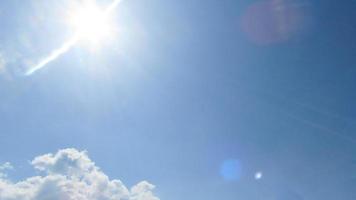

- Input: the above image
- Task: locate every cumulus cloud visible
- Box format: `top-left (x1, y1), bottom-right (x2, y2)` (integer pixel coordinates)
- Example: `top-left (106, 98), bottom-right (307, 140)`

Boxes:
top-left (0, 148), bottom-right (160, 200)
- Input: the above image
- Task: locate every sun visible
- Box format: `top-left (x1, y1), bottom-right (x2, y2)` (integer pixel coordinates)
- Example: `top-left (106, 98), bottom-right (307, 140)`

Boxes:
top-left (68, 2), bottom-right (115, 47)
top-left (26, 0), bottom-right (122, 75)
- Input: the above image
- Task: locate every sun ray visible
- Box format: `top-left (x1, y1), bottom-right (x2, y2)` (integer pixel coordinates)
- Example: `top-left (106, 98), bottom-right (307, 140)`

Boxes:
top-left (26, 36), bottom-right (78, 75)
top-left (26, 0), bottom-right (123, 76)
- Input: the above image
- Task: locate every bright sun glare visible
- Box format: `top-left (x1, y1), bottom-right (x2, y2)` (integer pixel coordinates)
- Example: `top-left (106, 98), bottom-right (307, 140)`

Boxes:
top-left (26, 0), bottom-right (122, 75)
top-left (69, 3), bottom-right (114, 46)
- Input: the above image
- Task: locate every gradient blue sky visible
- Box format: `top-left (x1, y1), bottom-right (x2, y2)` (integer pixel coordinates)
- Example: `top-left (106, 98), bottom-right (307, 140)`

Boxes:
top-left (0, 0), bottom-right (356, 199)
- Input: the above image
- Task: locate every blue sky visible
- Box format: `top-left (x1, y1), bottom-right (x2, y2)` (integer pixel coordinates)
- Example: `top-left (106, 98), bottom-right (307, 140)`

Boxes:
top-left (0, 0), bottom-right (356, 199)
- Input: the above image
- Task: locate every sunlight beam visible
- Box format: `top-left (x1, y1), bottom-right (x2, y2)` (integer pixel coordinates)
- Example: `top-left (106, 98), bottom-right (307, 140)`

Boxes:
top-left (25, 0), bottom-right (123, 76)
top-left (107, 0), bottom-right (123, 13)
top-left (26, 36), bottom-right (78, 76)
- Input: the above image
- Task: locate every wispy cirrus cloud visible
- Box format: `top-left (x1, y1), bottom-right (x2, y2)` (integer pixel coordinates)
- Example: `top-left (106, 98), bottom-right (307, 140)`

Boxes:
top-left (0, 148), bottom-right (160, 200)
top-left (0, 162), bottom-right (13, 178)
top-left (0, 53), bottom-right (7, 75)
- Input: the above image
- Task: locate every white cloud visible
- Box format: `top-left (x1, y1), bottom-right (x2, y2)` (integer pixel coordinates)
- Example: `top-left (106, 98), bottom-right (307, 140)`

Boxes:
top-left (0, 148), bottom-right (160, 200)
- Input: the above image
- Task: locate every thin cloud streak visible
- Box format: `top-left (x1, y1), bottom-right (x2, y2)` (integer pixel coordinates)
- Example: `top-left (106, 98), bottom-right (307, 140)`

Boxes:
top-left (25, 0), bottom-right (123, 76)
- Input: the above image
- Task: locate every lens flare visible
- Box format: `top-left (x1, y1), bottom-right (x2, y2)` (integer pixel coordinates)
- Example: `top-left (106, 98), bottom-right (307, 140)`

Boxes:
top-left (255, 171), bottom-right (263, 180)
top-left (220, 159), bottom-right (242, 181)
